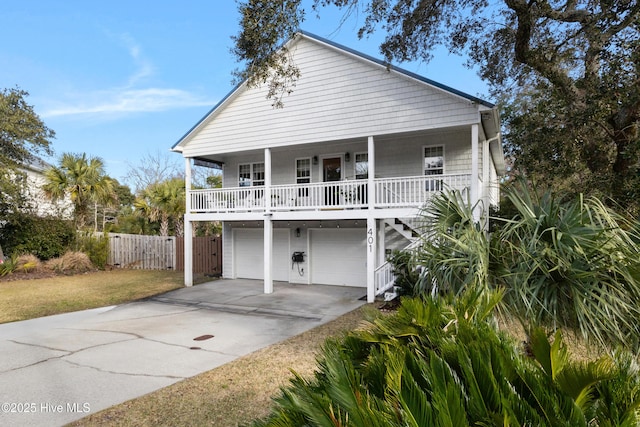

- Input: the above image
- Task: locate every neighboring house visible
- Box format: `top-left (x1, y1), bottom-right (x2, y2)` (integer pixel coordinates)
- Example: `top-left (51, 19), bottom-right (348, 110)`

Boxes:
top-left (21, 157), bottom-right (72, 219)
top-left (172, 31), bottom-right (506, 303)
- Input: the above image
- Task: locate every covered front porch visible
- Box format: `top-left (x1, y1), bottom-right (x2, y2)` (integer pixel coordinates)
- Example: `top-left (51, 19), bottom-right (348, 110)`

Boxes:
top-left (182, 128), bottom-right (493, 303)
top-left (190, 173), bottom-right (472, 213)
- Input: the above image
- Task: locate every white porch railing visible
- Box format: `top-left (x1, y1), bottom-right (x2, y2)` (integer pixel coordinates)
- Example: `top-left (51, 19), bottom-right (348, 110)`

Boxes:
top-left (270, 180), bottom-right (368, 210)
top-left (189, 174), bottom-right (471, 213)
top-left (374, 174), bottom-right (471, 208)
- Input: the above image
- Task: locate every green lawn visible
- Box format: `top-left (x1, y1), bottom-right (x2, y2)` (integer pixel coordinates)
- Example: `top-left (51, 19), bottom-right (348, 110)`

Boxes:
top-left (0, 269), bottom-right (193, 323)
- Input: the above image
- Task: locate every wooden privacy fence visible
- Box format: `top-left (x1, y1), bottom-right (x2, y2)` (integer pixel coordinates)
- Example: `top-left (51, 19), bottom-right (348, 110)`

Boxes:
top-left (108, 233), bottom-right (176, 270)
top-left (107, 233), bottom-right (222, 275)
top-left (176, 236), bottom-right (222, 276)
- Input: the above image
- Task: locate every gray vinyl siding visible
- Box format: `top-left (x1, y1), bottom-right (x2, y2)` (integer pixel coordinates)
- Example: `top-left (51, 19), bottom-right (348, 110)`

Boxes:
top-left (181, 36), bottom-right (481, 158)
top-left (220, 128), bottom-right (474, 187)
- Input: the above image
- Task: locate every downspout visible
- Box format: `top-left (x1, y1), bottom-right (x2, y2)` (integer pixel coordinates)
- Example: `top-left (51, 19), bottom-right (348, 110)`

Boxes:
top-left (470, 124), bottom-right (480, 222)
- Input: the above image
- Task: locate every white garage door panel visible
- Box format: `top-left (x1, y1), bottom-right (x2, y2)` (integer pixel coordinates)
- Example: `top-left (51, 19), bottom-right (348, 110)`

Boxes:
top-left (310, 229), bottom-right (366, 287)
top-left (234, 229), bottom-right (289, 281)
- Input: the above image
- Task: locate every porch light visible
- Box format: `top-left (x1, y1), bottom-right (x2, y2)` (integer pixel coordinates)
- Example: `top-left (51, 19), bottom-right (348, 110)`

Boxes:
top-left (345, 152), bottom-right (350, 162)
top-left (313, 155), bottom-right (318, 165)
top-left (295, 228), bottom-right (301, 237)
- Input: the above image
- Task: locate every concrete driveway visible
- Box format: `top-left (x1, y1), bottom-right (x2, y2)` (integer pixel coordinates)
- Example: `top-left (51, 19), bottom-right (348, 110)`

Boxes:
top-left (0, 279), bottom-right (366, 427)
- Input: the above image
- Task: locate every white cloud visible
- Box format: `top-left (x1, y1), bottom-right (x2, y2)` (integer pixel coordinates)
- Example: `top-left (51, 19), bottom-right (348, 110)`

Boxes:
top-left (119, 32), bottom-right (154, 86)
top-left (43, 88), bottom-right (213, 118)
top-left (41, 34), bottom-right (214, 118)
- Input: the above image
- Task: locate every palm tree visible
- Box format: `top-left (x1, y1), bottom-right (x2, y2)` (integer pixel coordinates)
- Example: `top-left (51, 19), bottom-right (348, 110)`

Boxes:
top-left (134, 177), bottom-right (185, 236)
top-left (43, 153), bottom-right (115, 229)
top-left (410, 182), bottom-right (640, 350)
top-left (494, 183), bottom-right (640, 350)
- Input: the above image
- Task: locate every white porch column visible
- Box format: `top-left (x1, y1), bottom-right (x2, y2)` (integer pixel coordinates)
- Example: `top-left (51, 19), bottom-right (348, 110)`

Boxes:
top-left (470, 124), bottom-right (480, 221)
top-left (263, 148), bottom-right (273, 294)
top-left (366, 136), bottom-right (376, 303)
top-left (184, 157), bottom-right (193, 287)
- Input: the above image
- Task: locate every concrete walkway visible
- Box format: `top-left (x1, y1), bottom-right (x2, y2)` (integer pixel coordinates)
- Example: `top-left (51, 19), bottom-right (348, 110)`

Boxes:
top-left (0, 280), bottom-right (366, 427)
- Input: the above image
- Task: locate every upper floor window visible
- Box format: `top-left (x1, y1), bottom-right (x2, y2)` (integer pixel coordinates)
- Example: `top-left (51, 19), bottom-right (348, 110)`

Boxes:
top-left (423, 146), bottom-right (444, 176)
top-left (239, 164), bottom-right (251, 187)
top-left (253, 162), bottom-right (265, 186)
top-left (424, 146), bottom-right (444, 191)
top-left (238, 162), bottom-right (265, 187)
top-left (296, 158), bottom-right (311, 184)
top-left (355, 153), bottom-right (368, 179)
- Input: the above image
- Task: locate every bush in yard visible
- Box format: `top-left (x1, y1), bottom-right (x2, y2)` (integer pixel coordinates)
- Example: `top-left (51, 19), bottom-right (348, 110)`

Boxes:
top-left (0, 254), bottom-right (19, 277)
top-left (45, 251), bottom-right (94, 273)
top-left (14, 254), bottom-right (41, 272)
top-left (73, 231), bottom-right (109, 269)
top-left (0, 254), bottom-right (41, 277)
top-left (387, 249), bottom-right (422, 296)
top-left (0, 213), bottom-right (75, 261)
top-left (253, 292), bottom-right (640, 427)
top-left (410, 182), bottom-right (640, 351)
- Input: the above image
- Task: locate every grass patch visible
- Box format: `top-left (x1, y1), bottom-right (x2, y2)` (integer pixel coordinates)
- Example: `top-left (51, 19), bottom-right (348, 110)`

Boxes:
top-left (0, 270), bottom-right (194, 324)
top-left (69, 306), bottom-right (369, 427)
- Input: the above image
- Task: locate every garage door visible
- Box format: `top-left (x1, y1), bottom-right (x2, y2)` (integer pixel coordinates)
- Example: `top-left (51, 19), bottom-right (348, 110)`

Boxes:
top-left (310, 229), bottom-right (366, 287)
top-left (234, 229), bottom-right (290, 281)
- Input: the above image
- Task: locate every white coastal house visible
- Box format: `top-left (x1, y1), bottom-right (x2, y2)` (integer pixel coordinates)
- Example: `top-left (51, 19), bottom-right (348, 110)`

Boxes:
top-left (172, 31), bottom-right (505, 303)
top-left (20, 157), bottom-right (72, 219)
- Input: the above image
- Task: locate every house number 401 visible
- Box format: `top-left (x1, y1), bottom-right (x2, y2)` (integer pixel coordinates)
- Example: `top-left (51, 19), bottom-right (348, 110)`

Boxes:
top-left (367, 228), bottom-right (374, 252)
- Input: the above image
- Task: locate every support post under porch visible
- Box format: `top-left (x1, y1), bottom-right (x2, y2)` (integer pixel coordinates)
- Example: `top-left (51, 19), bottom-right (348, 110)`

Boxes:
top-left (184, 218), bottom-right (193, 286)
top-left (184, 157), bottom-right (193, 287)
top-left (366, 135), bottom-right (376, 303)
top-left (263, 216), bottom-right (273, 293)
top-left (263, 147), bottom-right (273, 294)
top-left (366, 216), bottom-right (376, 303)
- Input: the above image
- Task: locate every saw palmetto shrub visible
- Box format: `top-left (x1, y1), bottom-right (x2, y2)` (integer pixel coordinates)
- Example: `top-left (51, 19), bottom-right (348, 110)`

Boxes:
top-left (411, 183), bottom-right (640, 351)
top-left (252, 292), bottom-right (640, 427)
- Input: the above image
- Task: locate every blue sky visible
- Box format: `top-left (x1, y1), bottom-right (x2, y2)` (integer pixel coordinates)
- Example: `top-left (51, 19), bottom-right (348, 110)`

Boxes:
top-left (1, 1), bottom-right (489, 187)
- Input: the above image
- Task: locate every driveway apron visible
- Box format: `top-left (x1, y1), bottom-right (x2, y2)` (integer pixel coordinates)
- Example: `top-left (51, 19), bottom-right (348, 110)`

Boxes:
top-left (0, 279), bottom-right (365, 427)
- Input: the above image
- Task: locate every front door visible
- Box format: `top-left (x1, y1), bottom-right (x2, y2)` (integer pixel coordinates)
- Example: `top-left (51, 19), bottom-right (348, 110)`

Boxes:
top-left (323, 157), bottom-right (341, 205)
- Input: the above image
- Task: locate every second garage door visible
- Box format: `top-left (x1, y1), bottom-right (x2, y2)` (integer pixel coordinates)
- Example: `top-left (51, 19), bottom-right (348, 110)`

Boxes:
top-left (234, 229), bottom-right (290, 281)
top-left (310, 228), bottom-right (366, 287)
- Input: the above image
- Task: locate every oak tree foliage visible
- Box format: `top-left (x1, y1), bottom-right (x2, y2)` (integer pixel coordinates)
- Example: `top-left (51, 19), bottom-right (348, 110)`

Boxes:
top-left (233, 0), bottom-right (640, 212)
top-left (0, 87), bottom-right (55, 216)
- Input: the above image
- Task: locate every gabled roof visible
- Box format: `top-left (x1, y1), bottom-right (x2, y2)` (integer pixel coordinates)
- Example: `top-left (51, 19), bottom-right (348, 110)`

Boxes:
top-left (172, 31), bottom-right (495, 151)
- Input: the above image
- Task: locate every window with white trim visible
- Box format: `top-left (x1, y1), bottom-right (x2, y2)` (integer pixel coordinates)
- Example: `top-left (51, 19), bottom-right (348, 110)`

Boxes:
top-left (296, 158), bottom-right (311, 184)
top-left (354, 153), bottom-right (368, 179)
top-left (238, 162), bottom-right (265, 187)
top-left (252, 163), bottom-right (265, 186)
top-left (423, 146), bottom-right (444, 191)
top-left (296, 158), bottom-right (310, 197)
top-left (239, 164), bottom-right (251, 187)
